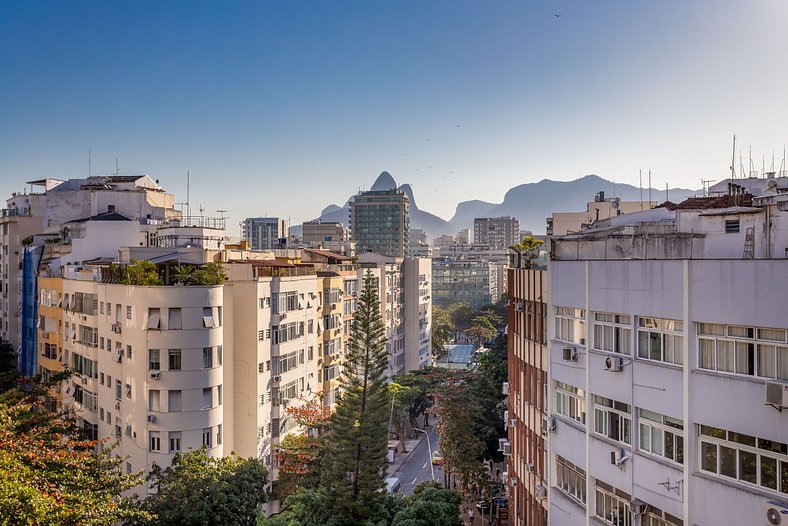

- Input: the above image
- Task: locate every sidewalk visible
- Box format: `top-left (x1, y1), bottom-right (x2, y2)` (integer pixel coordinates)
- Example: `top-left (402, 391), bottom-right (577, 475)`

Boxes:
top-left (385, 433), bottom-right (425, 477)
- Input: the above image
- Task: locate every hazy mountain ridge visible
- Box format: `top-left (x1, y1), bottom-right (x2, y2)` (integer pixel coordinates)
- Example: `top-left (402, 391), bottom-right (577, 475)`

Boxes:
top-left (307, 172), bottom-right (698, 240)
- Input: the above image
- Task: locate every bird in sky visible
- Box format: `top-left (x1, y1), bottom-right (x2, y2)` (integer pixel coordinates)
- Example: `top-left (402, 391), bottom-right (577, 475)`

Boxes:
top-left (425, 138), bottom-right (431, 141)
top-left (554, 14), bottom-right (561, 18)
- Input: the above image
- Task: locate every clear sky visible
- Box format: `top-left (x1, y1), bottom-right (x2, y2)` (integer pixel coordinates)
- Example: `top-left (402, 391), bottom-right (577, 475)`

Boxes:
top-left (2, 1), bottom-right (787, 232)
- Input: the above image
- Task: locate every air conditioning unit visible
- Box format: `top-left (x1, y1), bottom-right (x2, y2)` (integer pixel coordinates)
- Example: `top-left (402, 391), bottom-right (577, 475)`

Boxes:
top-left (765, 382), bottom-right (788, 410)
top-left (630, 499), bottom-right (647, 516)
top-left (503, 409), bottom-right (509, 422)
top-left (502, 382), bottom-right (510, 396)
top-left (541, 415), bottom-right (557, 435)
top-left (273, 375), bottom-right (282, 383)
top-left (147, 415), bottom-right (156, 424)
top-left (331, 303), bottom-right (337, 310)
top-left (534, 484), bottom-right (547, 501)
top-left (498, 437), bottom-right (508, 452)
top-left (502, 441), bottom-right (511, 456)
top-left (111, 323), bottom-right (122, 334)
top-left (510, 477), bottom-right (517, 487)
top-left (610, 448), bottom-right (629, 466)
top-left (514, 302), bottom-right (523, 312)
top-left (149, 372), bottom-right (161, 380)
top-left (605, 355), bottom-right (624, 372)
top-left (765, 500), bottom-right (788, 525)
top-left (526, 463), bottom-right (534, 473)
top-left (511, 418), bottom-right (517, 429)
top-left (562, 346), bottom-right (578, 362)
top-left (115, 401), bottom-right (121, 410)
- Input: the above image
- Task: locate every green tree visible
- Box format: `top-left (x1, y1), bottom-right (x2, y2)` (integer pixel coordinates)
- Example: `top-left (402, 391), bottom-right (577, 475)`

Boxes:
top-left (0, 374), bottom-right (148, 526)
top-left (170, 264), bottom-right (194, 285)
top-left (118, 260), bottom-right (163, 286)
top-left (388, 382), bottom-right (418, 451)
top-left (466, 315), bottom-right (496, 347)
top-left (508, 235), bottom-right (545, 269)
top-left (431, 306), bottom-right (452, 361)
top-left (190, 262), bottom-right (228, 286)
top-left (139, 448), bottom-right (268, 526)
top-left (448, 303), bottom-right (474, 335)
top-left (321, 271), bottom-right (390, 524)
top-left (390, 482), bottom-right (462, 526)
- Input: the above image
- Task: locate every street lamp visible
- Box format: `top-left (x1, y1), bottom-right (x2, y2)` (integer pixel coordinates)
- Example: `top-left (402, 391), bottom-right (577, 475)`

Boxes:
top-left (414, 427), bottom-right (435, 482)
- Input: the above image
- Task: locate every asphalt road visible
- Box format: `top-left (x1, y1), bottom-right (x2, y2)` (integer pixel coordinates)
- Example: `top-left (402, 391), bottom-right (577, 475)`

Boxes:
top-left (392, 425), bottom-right (444, 496)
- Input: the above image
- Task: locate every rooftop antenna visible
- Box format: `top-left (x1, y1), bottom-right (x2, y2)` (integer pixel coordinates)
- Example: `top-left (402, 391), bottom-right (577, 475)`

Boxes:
top-left (648, 170), bottom-right (652, 204)
top-left (186, 171), bottom-right (191, 220)
top-left (740, 150), bottom-right (745, 181)
top-left (666, 182), bottom-right (669, 202)
top-left (639, 169), bottom-right (643, 209)
top-left (730, 133), bottom-right (736, 179)
top-left (701, 179), bottom-right (716, 197)
top-left (771, 149), bottom-right (775, 172)
top-left (749, 146), bottom-right (758, 178)
top-left (88, 149), bottom-right (92, 177)
top-left (217, 209), bottom-right (227, 220)
top-left (762, 155), bottom-right (766, 178)
top-left (780, 145), bottom-right (787, 177)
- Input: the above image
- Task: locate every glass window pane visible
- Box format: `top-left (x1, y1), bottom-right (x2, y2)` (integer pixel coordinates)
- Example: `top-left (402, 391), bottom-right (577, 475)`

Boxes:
top-left (739, 450), bottom-right (757, 484)
top-left (638, 331), bottom-right (650, 359)
top-left (717, 340), bottom-right (734, 372)
top-left (781, 461), bottom-right (788, 494)
top-left (675, 435), bottom-right (684, 464)
top-left (720, 446), bottom-right (737, 478)
top-left (674, 335), bottom-right (684, 365)
top-left (758, 345), bottom-right (777, 378)
top-left (701, 441), bottom-right (717, 473)
top-left (665, 432), bottom-right (675, 461)
top-left (640, 423), bottom-right (650, 451)
top-left (735, 342), bottom-right (754, 376)
top-left (760, 456), bottom-right (778, 490)
top-left (651, 427), bottom-right (663, 456)
top-left (699, 339), bottom-right (715, 369)
top-left (649, 332), bottom-right (662, 361)
top-left (778, 347), bottom-right (788, 381)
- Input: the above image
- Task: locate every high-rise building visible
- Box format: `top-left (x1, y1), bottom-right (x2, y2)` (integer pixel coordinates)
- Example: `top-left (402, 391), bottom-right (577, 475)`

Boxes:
top-left (507, 178), bottom-right (788, 526)
top-left (474, 216), bottom-right (520, 249)
top-left (243, 217), bottom-right (289, 250)
top-left (350, 189), bottom-right (409, 257)
top-left (431, 258), bottom-right (499, 311)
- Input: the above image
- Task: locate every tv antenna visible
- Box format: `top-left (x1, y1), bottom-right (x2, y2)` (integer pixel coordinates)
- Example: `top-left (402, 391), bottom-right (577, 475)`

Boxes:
top-left (701, 179), bottom-right (716, 197)
top-left (217, 210), bottom-right (228, 220)
top-left (730, 134), bottom-right (736, 179)
top-left (780, 145), bottom-right (787, 177)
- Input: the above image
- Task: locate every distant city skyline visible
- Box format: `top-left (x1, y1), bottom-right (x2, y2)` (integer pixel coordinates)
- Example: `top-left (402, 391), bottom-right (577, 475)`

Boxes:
top-left (2, 1), bottom-right (788, 231)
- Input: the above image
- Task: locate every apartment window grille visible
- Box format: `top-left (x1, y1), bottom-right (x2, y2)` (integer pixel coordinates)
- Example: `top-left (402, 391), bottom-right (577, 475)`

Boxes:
top-left (169, 431), bottom-right (181, 453)
top-left (637, 317), bottom-right (684, 365)
top-left (593, 313), bottom-right (631, 354)
top-left (554, 306), bottom-right (586, 345)
top-left (149, 349), bottom-right (160, 370)
top-left (324, 288), bottom-right (342, 304)
top-left (593, 480), bottom-right (631, 526)
top-left (698, 424), bottom-right (788, 495)
top-left (168, 349), bottom-right (182, 371)
top-left (99, 337), bottom-right (104, 350)
top-left (593, 395), bottom-right (631, 445)
top-left (203, 347), bottom-right (213, 368)
top-left (149, 432), bottom-right (161, 452)
top-left (168, 308), bottom-right (182, 330)
top-left (271, 418), bottom-right (280, 438)
top-left (555, 455), bottom-right (586, 505)
top-left (308, 319), bottom-right (314, 334)
top-left (698, 322), bottom-right (788, 381)
top-left (70, 351), bottom-right (96, 378)
top-left (100, 407), bottom-right (105, 421)
top-left (78, 325), bottom-right (98, 347)
top-left (106, 303), bottom-right (111, 317)
top-left (638, 409), bottom-right (684, 464)
top-left (555, 381), bottom-right (586, 426)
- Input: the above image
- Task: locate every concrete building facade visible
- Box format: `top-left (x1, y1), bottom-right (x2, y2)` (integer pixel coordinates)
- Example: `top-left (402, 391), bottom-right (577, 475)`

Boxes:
top-left (474, 216), bottom-right (520, 249)
top-left (431, 258), bottom-right (499, 311)
top-left (350, 189), bottom-right (409, 257)
top-left (243, 217), bottom-right (289, 251)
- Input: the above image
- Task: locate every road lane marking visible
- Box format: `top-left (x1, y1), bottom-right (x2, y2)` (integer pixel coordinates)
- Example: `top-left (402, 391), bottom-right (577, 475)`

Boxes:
top-left (422, 461), bottom-right (428, 469)
top-left (411, 476), bottom-right (418, 484)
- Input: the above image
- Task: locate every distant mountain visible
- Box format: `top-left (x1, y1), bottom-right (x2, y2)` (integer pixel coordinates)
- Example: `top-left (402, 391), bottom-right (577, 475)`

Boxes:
top-left (449, 174), bottom-right (698, 234)
top-left (301, 172), bottom-right (698, 241)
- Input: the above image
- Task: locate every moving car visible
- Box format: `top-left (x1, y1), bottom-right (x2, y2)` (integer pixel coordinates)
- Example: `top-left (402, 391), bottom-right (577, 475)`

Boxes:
top-left (431, 450), bottom-right (443, 465)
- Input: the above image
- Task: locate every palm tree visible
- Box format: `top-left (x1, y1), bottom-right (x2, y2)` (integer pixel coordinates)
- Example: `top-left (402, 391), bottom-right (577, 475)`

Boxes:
top-left (508, 235), bottom-right (545, 269)
top-left (171, 264), bottom-right (194, 285)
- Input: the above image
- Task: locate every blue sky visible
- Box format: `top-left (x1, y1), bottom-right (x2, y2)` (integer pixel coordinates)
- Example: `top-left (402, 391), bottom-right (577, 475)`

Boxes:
top-left (2, 1), bottom-right (787, 232)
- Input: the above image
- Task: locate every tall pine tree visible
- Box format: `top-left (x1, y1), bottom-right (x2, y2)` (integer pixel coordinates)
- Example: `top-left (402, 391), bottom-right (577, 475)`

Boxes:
top-left (322, 271), bottom-right (390, 524)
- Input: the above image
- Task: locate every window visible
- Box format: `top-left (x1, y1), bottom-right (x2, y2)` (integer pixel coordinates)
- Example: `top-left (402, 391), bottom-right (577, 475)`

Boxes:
top-left (203, 307), bottom-right (215, 328)
top-left (324, 338), bottom-right (341, 356)
top-left (115, 379), bottom-right (122, 401)
top-left (217, 345), bottom-right (222, 365)
top-left (593, 313), bottom-right (631, 354)
top-left (555, 381), bottom-right (586, 426)
top-left (149, 432), bottom-right (161, 452)
top-left (272, 322), bottom-right (304, 344)
top-left (169, 431), bottom-right (181, 453)
top-left (217, 424), bottom-right (222, 445)
top-left (725, 219), bottom-right (740, 233)
top-left (594, 481), bottom-right (631, 526)
top-left (126, 306), bottom-right (133, 320)
top-left (168, 349), bottom-right (182, 371)
top-left (278, 350), bottom-right (303, 374)
top-left (149, 390), bottom-right (160, 411)
top-left (280, 379), bottom-right (298, 402)
top-left (697, 322), bottom-right (788, 381)
top-left (638, 409), bottom-right (684, 464)
top-left (698, 424), bottom-right (788, 495)
top-left (555, 455), bottom-right (586, 505)
top-left (555, 306), bottom-right (586, 345)
top-left (271, 292), bottom-right (299, 314)
top-left (168, 308), bottom-right (182, 330)
top-left (149, 349), bottom-right (160, 370)
top-left (202, 428), bottom-right (213, 448)
top-left (147, 308), bottom-right (161, 329)
top-left (168, 390), bottom-right (182, 412)
top-left (203, 347), bottom-right (213, 368)
top-left (642, 507), bottom-right (682, 526)
top-left (126, 345), bottom-right (132, 359)
top-left (217, 384), bottom-right (222, 405)
top-left (593, 395), bottom-right (631, 445)
top-left (125, 383), bottom-right (132, 399)
top-left (637, 317), bottom-right (683, 365)
top-left (203, 388), bottom-right (212, 408)
top-left (324, 365), bottom-right (338, 382)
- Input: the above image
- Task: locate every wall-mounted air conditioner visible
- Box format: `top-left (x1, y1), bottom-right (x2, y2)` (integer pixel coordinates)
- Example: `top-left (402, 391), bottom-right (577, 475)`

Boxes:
top-left (765, 500), bottom-right (788, 525)
top-left (534, 484), bottom-right (546, 501)
top-left (526, 463), bottom-right (534, 473)
top-left (562, 347), bottom-right (578, 362)
top-left (498, 437), bottom-right (507, 452)
top-left (150, 372), bottom-right (161, 380)
top-left (502, 441), bottom-right (511, 456)
top-left (502, 382), bottom-right (510, 396)
top-left (605, 356), bottom-right (624, 372)
top-left (610, 447), bottom-right (629, 466)
top-left (147, 415), bottom-right (156, 424)
top-left (273, 375), bottom-right (282, 383)
top-left (541, 415), bottom-right (556, 435)
top-left (765, 382), bottom-right (788, 410)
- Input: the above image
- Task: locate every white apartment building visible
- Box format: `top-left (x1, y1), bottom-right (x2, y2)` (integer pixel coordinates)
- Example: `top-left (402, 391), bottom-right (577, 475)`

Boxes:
top-left (541, 182), bottom-right (788, 526)
top-left (546, 191), bottom-right (657, 236)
